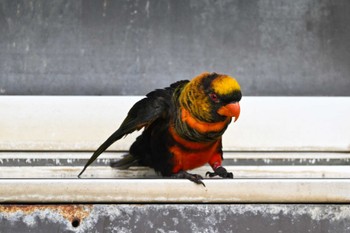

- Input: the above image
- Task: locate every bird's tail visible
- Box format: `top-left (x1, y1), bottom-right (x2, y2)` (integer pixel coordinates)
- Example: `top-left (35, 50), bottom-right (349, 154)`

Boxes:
top-left (110, 153), bottom-right (139, 170)
top-left (78, 130), bottom-right (123, 178)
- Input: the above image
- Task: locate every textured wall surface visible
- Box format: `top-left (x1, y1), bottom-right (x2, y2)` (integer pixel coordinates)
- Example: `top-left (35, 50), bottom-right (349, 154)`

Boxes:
top-left (1, 204), bottom-right (350, 233)
top-left (0, 0), bottom-right (349, 95)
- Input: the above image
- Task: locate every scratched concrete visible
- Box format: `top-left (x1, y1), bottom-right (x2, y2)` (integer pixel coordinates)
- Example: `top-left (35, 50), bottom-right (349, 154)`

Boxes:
top-left (1, 205), bottom-right (350, 233)
top-left (0, 0), bottom-right (349, 96)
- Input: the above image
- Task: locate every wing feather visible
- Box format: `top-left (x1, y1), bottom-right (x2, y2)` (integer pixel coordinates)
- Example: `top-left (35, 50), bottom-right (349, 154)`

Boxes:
top-left (78, 94), bottom-right (169, 177)
top-left (78, 80), bottom-right (189, 177)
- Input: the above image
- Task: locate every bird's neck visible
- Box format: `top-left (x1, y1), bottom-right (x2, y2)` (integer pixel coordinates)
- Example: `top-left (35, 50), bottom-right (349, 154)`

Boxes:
top-left (172, 107), bottom-right (231, 142)
top-left (180, 108), bottom-right (231, 134)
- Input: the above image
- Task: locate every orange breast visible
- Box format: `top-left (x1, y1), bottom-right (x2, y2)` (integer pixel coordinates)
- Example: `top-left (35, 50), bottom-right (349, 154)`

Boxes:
top-left (169, 126), bottom-right (221, 173)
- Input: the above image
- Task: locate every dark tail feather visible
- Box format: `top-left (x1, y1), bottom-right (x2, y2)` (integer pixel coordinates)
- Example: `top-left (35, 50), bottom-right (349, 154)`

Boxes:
top-left (78, 130), bottom-right (123, 178)
top-left (110, 154), bottom-right (138, 170)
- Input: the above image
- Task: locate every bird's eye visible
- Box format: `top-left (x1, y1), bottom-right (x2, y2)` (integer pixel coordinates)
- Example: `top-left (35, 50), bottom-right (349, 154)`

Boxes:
top-left (209, 93), bottom-right (219, 103)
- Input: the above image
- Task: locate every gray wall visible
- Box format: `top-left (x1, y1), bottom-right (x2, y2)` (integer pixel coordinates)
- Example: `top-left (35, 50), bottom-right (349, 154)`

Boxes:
top-left (0, 0), bottom-right (349, 96)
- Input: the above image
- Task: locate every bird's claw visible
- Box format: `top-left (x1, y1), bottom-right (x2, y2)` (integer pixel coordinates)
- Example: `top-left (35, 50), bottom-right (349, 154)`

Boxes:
top-left (172, 170), bottom-right (206, 187)
top-left (206, 166), bottom-right (233, 179)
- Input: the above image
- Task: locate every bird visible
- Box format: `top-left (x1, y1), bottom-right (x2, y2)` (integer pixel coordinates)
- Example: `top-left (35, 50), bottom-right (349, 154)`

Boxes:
top-left (78, 72), bottom-right (242, 186)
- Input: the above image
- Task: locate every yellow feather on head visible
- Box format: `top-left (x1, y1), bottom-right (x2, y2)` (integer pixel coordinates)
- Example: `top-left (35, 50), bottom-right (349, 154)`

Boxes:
top-left (211, 74), bottom-right (241, 95)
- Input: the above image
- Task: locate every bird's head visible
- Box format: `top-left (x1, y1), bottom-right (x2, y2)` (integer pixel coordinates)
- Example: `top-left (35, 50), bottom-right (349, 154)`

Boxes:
top-left (179, 72), bottom-right (242, 123)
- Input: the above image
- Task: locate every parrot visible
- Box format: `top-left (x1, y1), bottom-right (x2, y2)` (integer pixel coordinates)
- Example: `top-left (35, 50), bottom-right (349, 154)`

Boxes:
top-left (78, 72), bottom-right (242, 186)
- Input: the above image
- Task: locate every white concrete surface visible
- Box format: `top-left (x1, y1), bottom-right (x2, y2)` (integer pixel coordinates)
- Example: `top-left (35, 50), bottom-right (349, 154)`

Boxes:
top-left (0, 96), bottom-right (350, 203)
top-left (0, 96), bottom-right (349, 151)
top-left (0, 179), bottom-right (349, 203)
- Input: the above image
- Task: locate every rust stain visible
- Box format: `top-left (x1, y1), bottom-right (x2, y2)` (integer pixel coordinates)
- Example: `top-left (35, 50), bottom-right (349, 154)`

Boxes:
top-left (0, 204), bottom-right (93, 223)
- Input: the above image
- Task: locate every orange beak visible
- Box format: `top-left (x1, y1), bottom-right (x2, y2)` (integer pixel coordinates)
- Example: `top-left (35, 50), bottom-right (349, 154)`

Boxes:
top-left (217, 102), bottom-right (240, 122)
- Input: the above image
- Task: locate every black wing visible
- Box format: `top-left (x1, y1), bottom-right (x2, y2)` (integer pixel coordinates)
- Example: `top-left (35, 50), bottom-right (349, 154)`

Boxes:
top-left (78, 80), bottom-right (189, 177)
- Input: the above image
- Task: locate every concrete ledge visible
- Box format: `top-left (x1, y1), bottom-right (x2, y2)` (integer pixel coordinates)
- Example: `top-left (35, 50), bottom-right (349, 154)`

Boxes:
top-left (1, 179), bottom-right (350, 203)
top-left (1, 96), bottom-right (349, 205)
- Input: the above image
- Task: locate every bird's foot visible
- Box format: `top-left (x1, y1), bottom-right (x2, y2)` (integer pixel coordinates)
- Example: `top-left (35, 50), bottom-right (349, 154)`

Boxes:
top-left (172, 170), bottom-right (205, 187)
top-left (206, 166), bottom-right (233, 179)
